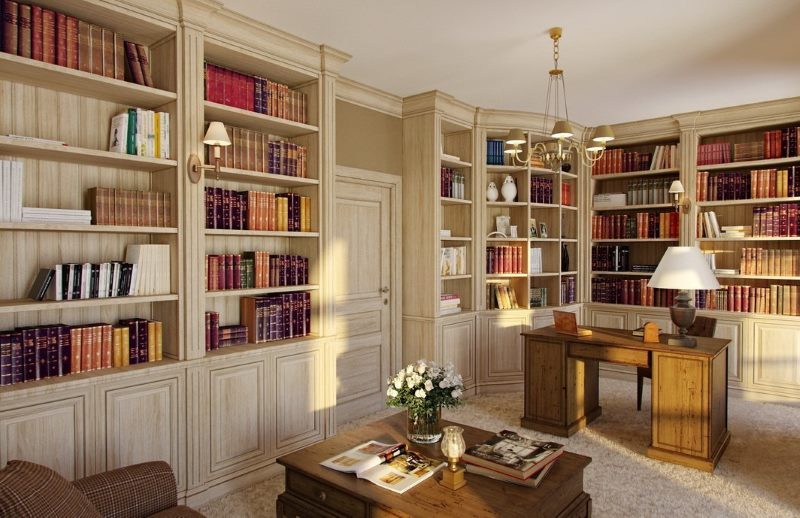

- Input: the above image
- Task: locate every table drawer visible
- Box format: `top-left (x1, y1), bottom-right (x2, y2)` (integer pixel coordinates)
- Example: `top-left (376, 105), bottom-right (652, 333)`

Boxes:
top-left (277, 492), bottom-right (340, 518)
top-left (286, 470), bottom-right (367, 517)
top-left (568, 343), bottom-right (648, 368)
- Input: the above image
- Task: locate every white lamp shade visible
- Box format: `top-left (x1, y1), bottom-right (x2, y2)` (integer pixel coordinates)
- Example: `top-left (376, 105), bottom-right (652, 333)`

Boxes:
top-left (551, 120), bottom-right (574, 139)
top-left (586, 140), bottom-right (605, 153)
top-left (648, 247), bottom-right (720, 290)
top-left (669, 180), bottom-right (685, 194)
top-left (506, 128), bottom-right (526, 146)
top-left (591, 125), bottom-right (615, 143)
top-left (504, 142), bottom-right (518, 155)
top-left (203, 122), bottom-right (231, 146)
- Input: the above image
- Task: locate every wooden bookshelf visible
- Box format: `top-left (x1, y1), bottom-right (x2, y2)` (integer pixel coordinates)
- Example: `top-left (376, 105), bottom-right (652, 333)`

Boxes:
top-left (0, 222), bottom-right (178, 234)
top-left (205, 284), bottom-right (320, 298)
top-left (204, 101), bottom-right (319, 137)
top-left (699, 155), bottom-right (800, 171)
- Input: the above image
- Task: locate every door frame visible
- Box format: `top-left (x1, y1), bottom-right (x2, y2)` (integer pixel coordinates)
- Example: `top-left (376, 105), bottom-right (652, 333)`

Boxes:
top-left (334, 165), bottom-right (403, 383)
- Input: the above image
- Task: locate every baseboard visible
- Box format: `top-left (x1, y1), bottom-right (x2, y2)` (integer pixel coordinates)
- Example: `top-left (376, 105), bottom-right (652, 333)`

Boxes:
top-left (475, 382), bottom-right (523, 394)
top-left (184, 462), bottom-right (284, 508)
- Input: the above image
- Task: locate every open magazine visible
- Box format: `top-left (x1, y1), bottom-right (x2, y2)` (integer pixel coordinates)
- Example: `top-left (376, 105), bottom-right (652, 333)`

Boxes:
top-left (321, 440), bottom-right (444, 494)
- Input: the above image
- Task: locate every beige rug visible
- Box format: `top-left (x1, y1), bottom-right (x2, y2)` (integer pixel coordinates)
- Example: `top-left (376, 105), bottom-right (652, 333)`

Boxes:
top-left (199, 378), bottom-right (800, 517)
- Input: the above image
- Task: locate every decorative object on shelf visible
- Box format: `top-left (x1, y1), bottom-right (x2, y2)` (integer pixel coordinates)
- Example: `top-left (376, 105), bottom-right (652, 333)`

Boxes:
top-left (386, 360), bottom-right (464, 444)
top-left (539, 222), bottom-right (549, 239)
top-left (648, 246), bottom-right (721, 347)
top-left (495, 215), bottom-right (511, 236)
top-left (529, 218), bottom-right (538, 238)
top-left (439, 425), bottom-right (466, 490)
top-left (503, 28), bottom-right (615, 171)
top-left (669, 180), bottom-right (691, 212)
top-left (561, 243), bottom-right (570, 271)
top-left (510, 225), bottom-right (518, 238)
top-left (486, 181), bottom-right (499, 201)
top-left (188, 122), bottom-right (231, 183)
top-left (501, 175), bottom-right (517, 202)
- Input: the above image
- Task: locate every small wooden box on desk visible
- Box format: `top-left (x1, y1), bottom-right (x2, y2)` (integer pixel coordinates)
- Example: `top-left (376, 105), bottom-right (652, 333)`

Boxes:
top-left (521, 326), bottom-right (731, 472)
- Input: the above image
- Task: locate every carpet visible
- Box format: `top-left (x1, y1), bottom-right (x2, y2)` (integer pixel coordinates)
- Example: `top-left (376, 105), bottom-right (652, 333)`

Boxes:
top-left (199, 377), bottom-right (800, 517)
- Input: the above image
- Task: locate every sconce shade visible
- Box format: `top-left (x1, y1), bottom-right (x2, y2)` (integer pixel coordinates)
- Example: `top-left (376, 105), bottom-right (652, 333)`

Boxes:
top-left (648, 247), bottom-right (720, 291)
top-left (669, 180), bottom-right (685, 194)
top-left (505, 128), bottom-right (526, 146)
top-left (551, 120), bottom-right (574, 139)
top-left (504, 142), bottom-right (518, 155)
top-left (591, 125), bottom-right (615, 143)
top-left (586, 140), bottom-right (605, 153)
top-left (203, 122), bottom-right (231, 146)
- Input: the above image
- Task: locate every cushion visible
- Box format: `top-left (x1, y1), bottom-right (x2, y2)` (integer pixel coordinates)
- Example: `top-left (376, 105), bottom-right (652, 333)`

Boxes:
top-left (0, 460), bottom-right (101, 518)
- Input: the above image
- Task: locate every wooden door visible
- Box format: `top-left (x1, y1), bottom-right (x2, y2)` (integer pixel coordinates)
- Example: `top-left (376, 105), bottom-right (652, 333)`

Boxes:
top-left (333, 177), bottom-right (393, 424)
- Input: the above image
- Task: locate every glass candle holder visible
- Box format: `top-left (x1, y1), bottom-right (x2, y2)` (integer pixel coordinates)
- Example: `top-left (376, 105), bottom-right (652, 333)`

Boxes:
top-left (439, 425), bottom-right (467, 490)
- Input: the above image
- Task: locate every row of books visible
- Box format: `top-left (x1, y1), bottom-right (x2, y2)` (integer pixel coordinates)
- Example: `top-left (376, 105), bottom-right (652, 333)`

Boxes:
top-left (487, 282), bottom-right (519, 310)
top-left (87, 187), bottom-right (172, 227)
top-left (204, 62), bottom-right (308, 124)
top-left (561, 276), bottom-right (576, 304)
top-left (212, 125), bottom-right (309, 178)
top-left (0, 1), bottom-right (153, 86)
top-left (239, 292), bottom-right (312, 343)
top-left (763, 128), bottom-right (799, 159)
top-left (109, 108), bottom-right (170, 159)
top-left (486, 246), bottom-right (524, 274)
top-left (28, 244), bottom-right (171, 301)
top-left (529, 287), bottom-right (548, 307)
top-left (591, 212), bottom-right (679, 240)
top-left (440, 167), bottom-right (465, 199)
top-left (204, 188), bottom-right (312, 232)
top-left (591, 144), bottom-right (678, 175)
top-left (21, 207), bottom-right (91, 225)
top-left (486, 140), bottom-right (506, 166)
top-left (0, 319), bottom-right (162, 386)
top-left (752, 204), bottom-right (800, 237)
top-left (0, 160), bottom-right (23, 222)
top-left (696, 285), bottom-right (800, 315)
top-left (696, 167), bottom-right (799, 202)
top-left (591, 278), bottom-right (675, 307)
top-left (205, 253), bottom-right (309, 291)
top-left (440, 293), bottom-right (461, 315)
top-left (623, 177), bottom-right (674, 206)
top-left (440, 246), bottom-right (467, 277)
top-left (530, 177), bottom-right (553, 204)
top-left (699, 129), bottom-right (800, 165)
top-left (204, 312), bottom-right (247, 351)
top-left (739, 248), bottom-right (800, 276)
top-left (591, 245), bottom-right (630, 272)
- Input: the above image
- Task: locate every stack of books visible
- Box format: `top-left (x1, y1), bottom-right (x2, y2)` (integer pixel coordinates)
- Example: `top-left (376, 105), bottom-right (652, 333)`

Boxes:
top-left (22, 207), bottom-right (92, 225)
top-left (462, 430), bottom-right (564, 487)
top-left (440, 294), bottom-right (461, 315)
top-left (0, 160), bottom-right (23, 222)
top-left (720, 225), bottom-right (750, 239)
top-left (529, 248), bottom-right (543, 274)
top-left (530, 287), bottom-right (548, 307)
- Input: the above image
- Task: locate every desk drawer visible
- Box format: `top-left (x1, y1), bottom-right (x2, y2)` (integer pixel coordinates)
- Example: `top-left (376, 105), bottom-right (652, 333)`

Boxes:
top-left (568, 343), bottom-right (648, 368)
top-left (286, 470), bottom-right (367, 517)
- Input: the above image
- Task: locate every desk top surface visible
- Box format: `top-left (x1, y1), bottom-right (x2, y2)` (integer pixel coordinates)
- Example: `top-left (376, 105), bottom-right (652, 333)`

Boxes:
top-left (278, 412), bottom-right (591, 517)
top-left (522, 326), bottom-right (730, 358)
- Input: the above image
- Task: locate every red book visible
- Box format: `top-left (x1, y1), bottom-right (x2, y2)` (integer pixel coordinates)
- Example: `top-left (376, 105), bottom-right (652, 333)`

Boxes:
top-left (30, 5), bottom-right (42, 61)
top-left (90, 24), bottom-right (102, 75)
top-left (65, 15), bottom-right (78, 69)
top-left (41, 8), bottom-right (55, 64)
top-left (205, 63), bottom-right (213, 101)
top-left (224, 67), bottom-right (233, 106)
top-left (17, 3), bottom-right (31, 58)
top-left (124, 40), bottom-right (144, 85)
top-left (77, 19), bottom-right (91, 72)
top-left (2, 1), bottom-right (19, 55)
top-left (247, 75), bottom-right (255, 111)
top-left (135, 43), bottom-right (154, 87)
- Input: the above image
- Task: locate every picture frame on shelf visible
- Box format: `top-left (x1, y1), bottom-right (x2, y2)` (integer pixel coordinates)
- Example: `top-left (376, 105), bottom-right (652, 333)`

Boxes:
top-left (510, 225), bottom-right (518, 238)
top-left (496, 215), bottom-right (511, 237)
top-left (529, 218), bottom-right (538, 238)
top-left (539, 222), bottom-right (548, 239)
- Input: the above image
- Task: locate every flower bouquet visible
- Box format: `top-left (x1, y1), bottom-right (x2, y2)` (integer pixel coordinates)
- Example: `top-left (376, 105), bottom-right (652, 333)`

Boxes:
top-left (386, 360), bottom-right (464, 443)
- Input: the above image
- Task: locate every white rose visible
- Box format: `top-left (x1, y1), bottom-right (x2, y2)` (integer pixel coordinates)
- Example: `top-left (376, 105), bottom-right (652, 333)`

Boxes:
top-left (416, 362), bottom-right (426, 375)
top-left (407, 377), bottom-right (417, 388)
top-left (406, 365), bottom-right (414, 375)
top-left (387, 387), bottom-right (398, 397)
top-left (451, 388), bottom-right (462, 399)
top-left (424, 379), bottom-right (434, 391)
top-left (393, 378), bottom-right (403, 389)
top-left (414, 388), bottom-right (427, 398)
top-left (439, 379), bottom-right (451, 389)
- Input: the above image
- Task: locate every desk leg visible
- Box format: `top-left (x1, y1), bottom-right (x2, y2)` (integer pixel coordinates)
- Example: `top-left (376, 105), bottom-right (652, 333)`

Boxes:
top-left (648, 350), bottom-right (730, 472)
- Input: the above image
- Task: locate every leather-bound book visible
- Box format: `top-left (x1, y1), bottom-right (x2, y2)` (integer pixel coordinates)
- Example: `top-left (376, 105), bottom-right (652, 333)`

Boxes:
top-left (101, 27), bottom-right (113, 77)
top-left (54, 11), bottom-right (66, 65)
top-left (2, 1), bottom-right (19, 55)
top-left (30, 4), bottom-right (42, 60)
top-left (41, 8), bottom-right (54, 63)
top-left (135, 43), bottom-right (154, 87)
top-left (17, 2), bottom-right (31, 58)
top-left (65, 15), bottom-right (78, 68)
top-left (124, 40), bottom-right (144, 85)
top-left (77, 19), bottom-right (91, 72)
top-left (90, 24), bottom-right (102, 75)
top-left (113, 32), bottom-right (124, 79)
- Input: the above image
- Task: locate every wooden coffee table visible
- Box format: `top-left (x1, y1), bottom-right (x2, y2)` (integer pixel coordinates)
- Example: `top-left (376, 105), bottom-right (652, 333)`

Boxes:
top-left (276, 413), bottom-right (592, 517)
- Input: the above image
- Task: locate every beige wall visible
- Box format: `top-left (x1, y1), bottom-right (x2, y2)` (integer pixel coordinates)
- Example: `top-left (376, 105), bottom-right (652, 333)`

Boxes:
top-left (336, 100), bottom-right (402, 175)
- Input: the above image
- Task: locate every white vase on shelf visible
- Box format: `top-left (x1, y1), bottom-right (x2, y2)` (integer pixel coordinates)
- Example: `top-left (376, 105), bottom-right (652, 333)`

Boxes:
top-left (501, 175), bottom-right (517, 202)
top-left (486, 182), bottom-right (499, 202)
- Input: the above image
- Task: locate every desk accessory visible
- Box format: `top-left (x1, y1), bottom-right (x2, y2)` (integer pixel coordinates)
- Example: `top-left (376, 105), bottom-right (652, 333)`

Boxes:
top-left (439, 426), bottom-right (466, 490)
top-left (553, 310), bottom-right (592, 336)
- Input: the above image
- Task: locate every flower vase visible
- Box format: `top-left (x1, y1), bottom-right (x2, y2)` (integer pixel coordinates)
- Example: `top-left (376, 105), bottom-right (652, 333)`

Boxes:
top-left (406, 407), bottom-right (442, 444)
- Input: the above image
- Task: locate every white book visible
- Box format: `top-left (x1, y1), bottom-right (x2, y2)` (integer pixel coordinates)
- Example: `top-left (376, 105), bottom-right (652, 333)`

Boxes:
top-left (708, 211), bottom-right (721, 238)
top-left (109, 112), bottom-right (129, 154)
top-left (80, 263), bottom-right (91, 299)
top-left (0, 160), bottom-right (8, 221)
top-left (11, 161), bottom-right (22, 222)
top-left (147, 110), bottom-right (155, 158)
top-left (65, 264), bottom-right (76, 300)
top-left (4, 134), bottom-right (65, 145)
top-left (136, 108), bottom-right (144, 157)
top-left (161, 112), bottom-right (170, 159)
top-left (47, 265), bottom-right (62, 301)
top-left (111, 262), bottom-right (120, 298)
top-left (98, 263), bottom-right (107, 298)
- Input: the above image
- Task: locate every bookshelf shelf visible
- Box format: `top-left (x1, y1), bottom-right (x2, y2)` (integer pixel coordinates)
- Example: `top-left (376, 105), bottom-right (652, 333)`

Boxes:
top-left (215, 167), bottom-right (319, 187)
top-left (530, 238), bottom-right (560, 242)
top-left (205, 284), bottom-right (320, 298)
top-left (561, 271), bottom-right (578, 275)
top-left (591, 271), bottom-right (654, 277)
top-left (696, 197), bottom-right (800, 207)
top-left (486, 273), bottom-right (527, 279)
top-left (590, 167), bottom-right (680, 181)
top-left (699, 156), bottom-right (800, 171)
top-left (560, 205), bottom-right (579, 211)
top-left (441, 156), bottom-right (472, 168)
top-left (529, 272), bottom-right (559, 277)
top-left (204, 334), bottom-right (322, 358)
top-left (0, 52), bottom-right (178, 108)
top-left (487, 201), bottom-right (527, 208)
top-left (560, 171), bottom-right (579, 180)
top-left (0, 293), bottom-right (178, 314)
top-left (205, 229), bottom-right (320, 238)
top-left (486, 165), bottom-right (527, 173)
top-left (592, 238), bottom-right (678, 243)
top-left (561, 238), bottom-right (579, 243)
top-left (204, 101), bottom-right (319, 137)
top-left (486, 237), bottom-right (528, 242)
top-left (441, 197), bottom-right (472, 206)
top-left (442, 274), bottom-right (472, 281)
top-left (592, 203), bottom-right (674, 211)
top-left (530, 167), bottom-right (557, 175)
top-left (441, 236), bottom-right (472, 242)
top-left (528, 202), bottom-right (559, 209)
top-left (0, 223), bottom-right (178, 234)
top-left (696, 237), bottom-right (800, 242)
top-left (0, 137), bottom-right (178, 171)
top-left (714, 274), bottom-right (800, 281)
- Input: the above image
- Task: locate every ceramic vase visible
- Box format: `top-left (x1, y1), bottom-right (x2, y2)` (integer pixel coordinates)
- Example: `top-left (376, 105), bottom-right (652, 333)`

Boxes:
top-left (486, 182), bottom-right (499, 202)
top-left (501, 175), bottom-right (517, 202)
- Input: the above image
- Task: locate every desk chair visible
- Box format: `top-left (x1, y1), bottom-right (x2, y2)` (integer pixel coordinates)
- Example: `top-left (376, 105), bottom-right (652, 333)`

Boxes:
top-left (636, 316), bottom-right (717, 410)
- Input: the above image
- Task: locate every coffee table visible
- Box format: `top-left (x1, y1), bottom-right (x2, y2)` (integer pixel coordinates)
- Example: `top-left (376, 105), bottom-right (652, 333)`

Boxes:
top-left (276, 413), bottom-right (592, 517)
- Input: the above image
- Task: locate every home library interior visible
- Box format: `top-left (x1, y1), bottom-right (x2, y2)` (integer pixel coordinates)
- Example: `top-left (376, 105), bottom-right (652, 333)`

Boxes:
top-left (0, 0), bottom-right (799, 509)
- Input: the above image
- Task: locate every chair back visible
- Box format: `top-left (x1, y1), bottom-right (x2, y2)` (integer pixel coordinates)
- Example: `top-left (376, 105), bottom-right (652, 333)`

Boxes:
top-left (687, 316), bottom-right (717, 338)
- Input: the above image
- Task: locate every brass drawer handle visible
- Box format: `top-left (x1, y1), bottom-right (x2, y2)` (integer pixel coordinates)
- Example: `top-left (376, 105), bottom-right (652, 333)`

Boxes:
top-left (317, 490), bottom-right (327, 502)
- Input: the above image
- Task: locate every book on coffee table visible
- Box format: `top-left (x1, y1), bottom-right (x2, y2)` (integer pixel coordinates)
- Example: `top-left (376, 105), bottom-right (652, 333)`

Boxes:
top-left (465, 460), bottom-right (555, 487)
top-left (462, 430), bottom-right (564, 479)
top-left (321, 440), bottom-right (444, 494)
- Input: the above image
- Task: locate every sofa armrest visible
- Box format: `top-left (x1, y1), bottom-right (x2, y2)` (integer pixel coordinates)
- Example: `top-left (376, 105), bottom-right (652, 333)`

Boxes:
top-left (72, 461), bottom-right (178, 518)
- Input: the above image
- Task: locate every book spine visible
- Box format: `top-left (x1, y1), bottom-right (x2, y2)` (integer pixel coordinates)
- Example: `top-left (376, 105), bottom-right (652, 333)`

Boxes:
top-left (17, 3), bottom-right (31, 58)
top-left (30, 5), bottom-right (42, 61)
top-left (2, 1), bottom-right (19, 55)
top-left (77, 19), bottom-right (91, 72)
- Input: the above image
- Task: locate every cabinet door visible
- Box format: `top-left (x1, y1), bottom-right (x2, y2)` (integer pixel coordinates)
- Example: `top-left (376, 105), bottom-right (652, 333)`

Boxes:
top-left (440, 316), bottom-right (476, 389)
top-left (633, 311), bottom-right (672, 333)
top-left (273, 345), bottom-right (325, 454)
top-left (98, 372), bottom-right (184, 488)
top-left (751, 320), bottom-right (800, 394)
top-left (0, 393), bottom-right (90, 481)
top-left (479, 314), bottom-right (530, 385)
top-left (589, 308), bottom-right (628, 330)
top-left (526, 338), bottom-right (565, 426)
top-left (713, 318), bottom-right (744, 384)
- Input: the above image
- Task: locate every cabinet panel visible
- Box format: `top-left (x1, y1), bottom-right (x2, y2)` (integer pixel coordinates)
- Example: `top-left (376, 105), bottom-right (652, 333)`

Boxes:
top-left (274, 347), bottom-right (324, 453)
top-left (751, 321), bottom-right (800, 393)
top-left (480, 314), bottom-right (530, 384)
top-left (633, 311), bottom-right (672, 333)
top-left (0, 395), bottom-right (89, 481)
top-left (440, 317), bottom-right (476, 389)
top-left (589, 308), bottom-right (628, 330)
top-left (713, 318), bottom-right (743, 384)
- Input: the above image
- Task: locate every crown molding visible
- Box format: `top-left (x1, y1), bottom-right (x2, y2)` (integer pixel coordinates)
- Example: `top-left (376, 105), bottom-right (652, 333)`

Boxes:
top-left (673, 97), bottom-right (800, 136)
top-left (336, 78), bottom-right (403, 118)
top-left (588, 116), bottom-right (680, 146)
top-left (320, 45), bottom-right (351, 76)
top-left (402, 91), bottom-right (475, 128)
top-left (177, 0), bottom-right (222, 30)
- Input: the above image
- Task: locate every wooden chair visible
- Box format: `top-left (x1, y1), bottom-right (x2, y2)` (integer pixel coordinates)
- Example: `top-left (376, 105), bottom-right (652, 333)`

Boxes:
top-left (636, 316), bottom-right (717, 410)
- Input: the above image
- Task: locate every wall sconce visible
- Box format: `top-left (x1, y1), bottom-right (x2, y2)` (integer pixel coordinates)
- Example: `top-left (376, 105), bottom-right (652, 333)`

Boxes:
top-left (669, 180), bottom-right (690, 212)
top-left (187, 122), bottom-right (231, 183)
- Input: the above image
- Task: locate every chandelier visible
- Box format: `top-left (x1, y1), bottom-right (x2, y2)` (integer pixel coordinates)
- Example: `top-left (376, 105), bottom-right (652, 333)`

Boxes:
top-left (504, 27), bottom-right (614, 171)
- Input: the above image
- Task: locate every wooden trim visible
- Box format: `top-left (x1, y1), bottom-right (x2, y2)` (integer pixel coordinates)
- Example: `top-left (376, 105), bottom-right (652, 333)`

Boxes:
top-left (336, 77), bottom-right (403, 118)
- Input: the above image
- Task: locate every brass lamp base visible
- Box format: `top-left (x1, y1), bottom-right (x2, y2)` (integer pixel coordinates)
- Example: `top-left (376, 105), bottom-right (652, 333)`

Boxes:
top-left (439, 465), bottom-right (466, 490)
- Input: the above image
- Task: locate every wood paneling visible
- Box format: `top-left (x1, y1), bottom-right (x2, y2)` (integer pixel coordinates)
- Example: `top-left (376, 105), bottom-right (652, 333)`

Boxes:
top-left (274, 346), bottom-right (324, 453)
top-left (590, 308), bottom-right (628, 329)
top-left (440, 317), bottom-right (476, 389)
top-left (714, 318), bottom-right (744, 383)
top-left (479, 313), bottom-right (529, 385)
top-left (751, 320), bottom-right (800, 392)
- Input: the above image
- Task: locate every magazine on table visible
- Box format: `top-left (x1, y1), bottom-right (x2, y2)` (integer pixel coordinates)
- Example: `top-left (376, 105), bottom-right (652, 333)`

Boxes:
top-left (465, 460), bottom-right (556, 487)
top-left (463, 430), bottom-right (564, 478)
top-left (320, 440), bottom-right (444, 494)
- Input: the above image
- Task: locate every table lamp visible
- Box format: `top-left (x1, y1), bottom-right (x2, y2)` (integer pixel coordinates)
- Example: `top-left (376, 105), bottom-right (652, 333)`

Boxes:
top-left (647, 246), bottom-right (720, 347)
top-left (439, 425), bottom-right (466, 490)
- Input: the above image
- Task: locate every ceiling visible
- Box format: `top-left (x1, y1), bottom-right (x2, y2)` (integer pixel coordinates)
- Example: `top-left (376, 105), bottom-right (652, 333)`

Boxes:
top-left (223, 0), bottom-right (800, 126)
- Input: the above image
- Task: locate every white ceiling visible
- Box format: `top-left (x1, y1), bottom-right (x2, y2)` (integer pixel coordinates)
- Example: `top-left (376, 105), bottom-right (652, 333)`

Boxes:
top-left (223, 0), bottom-right (800, 126)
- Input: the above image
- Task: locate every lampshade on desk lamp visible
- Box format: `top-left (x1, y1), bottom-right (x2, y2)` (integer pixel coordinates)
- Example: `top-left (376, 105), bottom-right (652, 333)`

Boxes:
top-left (647, 246), bottom-right (720, 347)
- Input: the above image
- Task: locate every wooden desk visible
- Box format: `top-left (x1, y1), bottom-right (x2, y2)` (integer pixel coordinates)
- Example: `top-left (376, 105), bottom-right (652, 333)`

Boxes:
top-left (276, 413), bottom-right (592, 518)
top-left (521, 326), bottom-right (731, 472)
